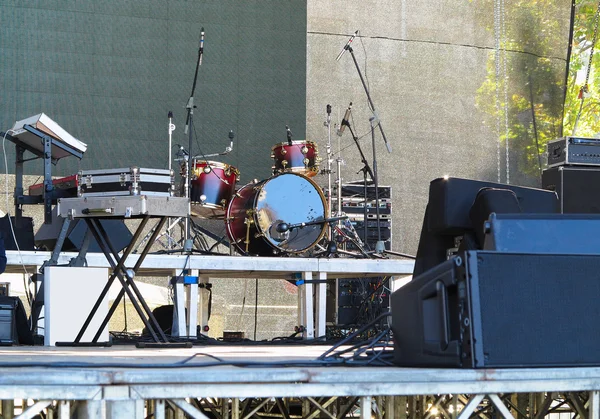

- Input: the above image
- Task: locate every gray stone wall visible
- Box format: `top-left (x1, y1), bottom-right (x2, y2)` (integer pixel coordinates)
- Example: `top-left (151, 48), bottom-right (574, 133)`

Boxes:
top-left (306, 0), bottom-right (571, 256)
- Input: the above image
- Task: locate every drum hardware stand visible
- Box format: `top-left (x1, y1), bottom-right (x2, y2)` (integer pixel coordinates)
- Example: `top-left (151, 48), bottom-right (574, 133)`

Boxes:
top-left (286, 125), bottom-right (293, 146)
top-left (319, 103), bottom-right (358, 257)
top-left (322, 104), bottom-right (334, 241)
top-left (337, 31), bottom-right (392, 254)
top-left (244, 209), bottom-right (255, 253)
top-left (369, 116), bottom-right (385, 254)
top-left (167, 111), bottom-right (176, 249)
top-left (133, 131), bottom-right (234, 255)
top-left (311, 217), bottom-right (370, 258)
top-left (345, 122), bottom-right (375, 253)
top-left (190, 129), bottom-right (234, 162)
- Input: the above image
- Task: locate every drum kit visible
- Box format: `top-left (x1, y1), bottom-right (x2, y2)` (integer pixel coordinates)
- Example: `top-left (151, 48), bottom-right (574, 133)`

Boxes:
top-left (176, 131), bottom-right (343, 257)
top-left (146, 100), bottom-right (381, 259)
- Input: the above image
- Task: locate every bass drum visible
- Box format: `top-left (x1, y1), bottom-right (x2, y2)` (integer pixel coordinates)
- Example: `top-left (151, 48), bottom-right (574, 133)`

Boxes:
top-left (225, 173), bottom-right (327, 256)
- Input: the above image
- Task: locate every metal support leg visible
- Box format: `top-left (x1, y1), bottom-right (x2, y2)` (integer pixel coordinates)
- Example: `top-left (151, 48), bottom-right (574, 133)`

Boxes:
top-left (360, 396), bottom-right (372, 419)
top-left (168, 399), bottom-right (209, 419)
top-left (186, 280), bottom-right (199, 338)
top-left (2, 399), bottom-right (14, 419)
top-left (315, 272), bottom-right (327, 339)
top-left (301, 271), bottom-right (314, 339)
top-left (197, 274), bottom-right (211, 337)
top-left (18, 400), bottom-right (52, 419)
top-left (590, 391), bottom-right (600, 419)
top-left (232, 398), bottom-right (239, 419)
top-left (457, 395), bottom-right (485, 419)
top-left (106, 400), bottom-right (139, 419)
top-left (73, 215), bottom-right (152, 342)
top-left (155, 400), bottom-right (166, 419)
top-left (222, 397), bottom-right (230, 419)
top-left (384, 396), bottom-right (394, 419)
top-left (488, 394), bottom-right (515, 419)
top-left (58, 401), bottom-right (70, 419)
top-left (173, 276), bottom-right (186, 337)
top-left (75, 400), bottom-right (103, 419)
top-left (173, 278), bottom-right (185, 337)
top-left (84, 216), bottom-right (170, 343)
top-left (2, 399), bottom-right (15, 419)
top-left (88, 217), bottom-right (164, 342)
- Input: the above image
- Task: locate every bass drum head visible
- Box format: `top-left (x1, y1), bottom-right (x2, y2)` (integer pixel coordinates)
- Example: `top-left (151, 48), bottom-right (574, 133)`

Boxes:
top-left (256, 173), bottom-right (326, 253)
top-left (226, 173), bottom-right (327, 255)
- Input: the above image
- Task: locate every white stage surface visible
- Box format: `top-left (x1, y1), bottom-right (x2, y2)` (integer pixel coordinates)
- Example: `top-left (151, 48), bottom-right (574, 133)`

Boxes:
top-left (2, 253), bottom-right (600, 418)
top-left (4, 250), bottom-right (415, 278)
top-left (0, 345), bottom-right (600, 418)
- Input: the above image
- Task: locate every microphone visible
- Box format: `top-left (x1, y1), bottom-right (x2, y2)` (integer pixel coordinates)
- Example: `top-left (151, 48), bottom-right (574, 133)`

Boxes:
top-left (336, 30), bottom-right (358, 61)
top-left (226, 130), bottom-right (234, 153)
top-left (337, 102), bottom-right (352, 137)
top-left (286, 125), bottom-right (293, 145)
top-left (276, 222), bottom-right (289, 233)
top-left (199, 27), bottom-right (205, 66)
top-left (176, 144), bottom-right (189, 156)
top-left (168, 111), bottom-right (175, 135)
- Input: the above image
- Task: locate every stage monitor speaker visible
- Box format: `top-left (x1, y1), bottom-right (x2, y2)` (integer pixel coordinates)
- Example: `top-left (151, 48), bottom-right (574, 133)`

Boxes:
top-left (413, 178), bottom-right (559, 276)
top-left (392, 251), bottom-right (600, 368)
top-left (0, 216), bottom-right (35, 251)
top-left (483, 213), bottom-right (600, 254)
top-left (542, 166), bottom-right (600, 213)
top-left (428, 177), bottom-right (559, 234)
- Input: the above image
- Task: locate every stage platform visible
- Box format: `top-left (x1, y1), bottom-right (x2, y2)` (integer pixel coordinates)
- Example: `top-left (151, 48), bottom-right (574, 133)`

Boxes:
top-left (4, 250), bottom-right (415, 279)
top-left (3, 252), bottom-right (599, 418)
top-left (5, 251), bottom-right (415, 340)
top-left (1, 345), bottom-right (600, 418)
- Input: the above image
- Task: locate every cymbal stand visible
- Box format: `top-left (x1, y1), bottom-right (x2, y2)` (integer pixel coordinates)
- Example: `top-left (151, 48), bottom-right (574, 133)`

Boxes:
top-left (335, 155), bottom-right (344, 235)
top-left (167, 111), bottom-right (176, 249)
top-left (322, 104), bottom-right (333, 240)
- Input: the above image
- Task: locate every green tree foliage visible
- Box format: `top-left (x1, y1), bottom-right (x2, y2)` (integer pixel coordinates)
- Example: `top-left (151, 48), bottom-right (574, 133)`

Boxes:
top-left (473, 0), bottom-right (572, 178)
top-left (564, 0), bottom-right (600, 138)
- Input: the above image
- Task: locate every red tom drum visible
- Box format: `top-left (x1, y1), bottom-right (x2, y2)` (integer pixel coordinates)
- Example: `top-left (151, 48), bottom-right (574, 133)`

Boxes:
top-left (271, 140), bottom-right (319, 177)
top-left (189, 160), bottom-right (239, 219)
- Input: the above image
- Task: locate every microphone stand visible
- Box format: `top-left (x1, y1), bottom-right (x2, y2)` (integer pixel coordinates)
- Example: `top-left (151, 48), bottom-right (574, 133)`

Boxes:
top-left (183, 29), bottom-right (204, 251)
top-left (370, 116), bottom-right (385, 253)
top-left (342, 43), bottom-right (392, 153)
top-left (346, 123), bottom-right (374, 254)
top-left (340, 40), bottom-right (391, 255)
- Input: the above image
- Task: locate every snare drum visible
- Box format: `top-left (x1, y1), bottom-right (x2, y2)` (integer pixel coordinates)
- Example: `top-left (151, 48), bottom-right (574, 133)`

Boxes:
top-left (271, 140), bottom-right (319, 177)
top-left (225, 172), bottom-right (327, 256)
top-left (189, 160), bottom-right (239, 219)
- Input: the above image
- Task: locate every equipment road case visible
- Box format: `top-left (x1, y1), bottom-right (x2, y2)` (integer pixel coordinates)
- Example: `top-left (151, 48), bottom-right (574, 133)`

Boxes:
top-left (77, 167), bottom-right (174, 197)
top-left (57, 195), bottom-right (189, 219)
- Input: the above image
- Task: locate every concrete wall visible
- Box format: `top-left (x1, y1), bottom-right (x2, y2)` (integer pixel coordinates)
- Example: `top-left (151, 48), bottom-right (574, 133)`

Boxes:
top-left (306, 0), bottom-right (571, 256)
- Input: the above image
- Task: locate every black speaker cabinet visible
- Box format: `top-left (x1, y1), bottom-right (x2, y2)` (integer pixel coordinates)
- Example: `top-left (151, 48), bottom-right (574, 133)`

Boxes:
top-left (542, 166), bottom-right (600, 213)
top-left (0, 216), bottom-right (35, 250)
top-left (392, 251), bottom-right (600, 368)
top-left (0, 297), bottom-right (17, 345)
